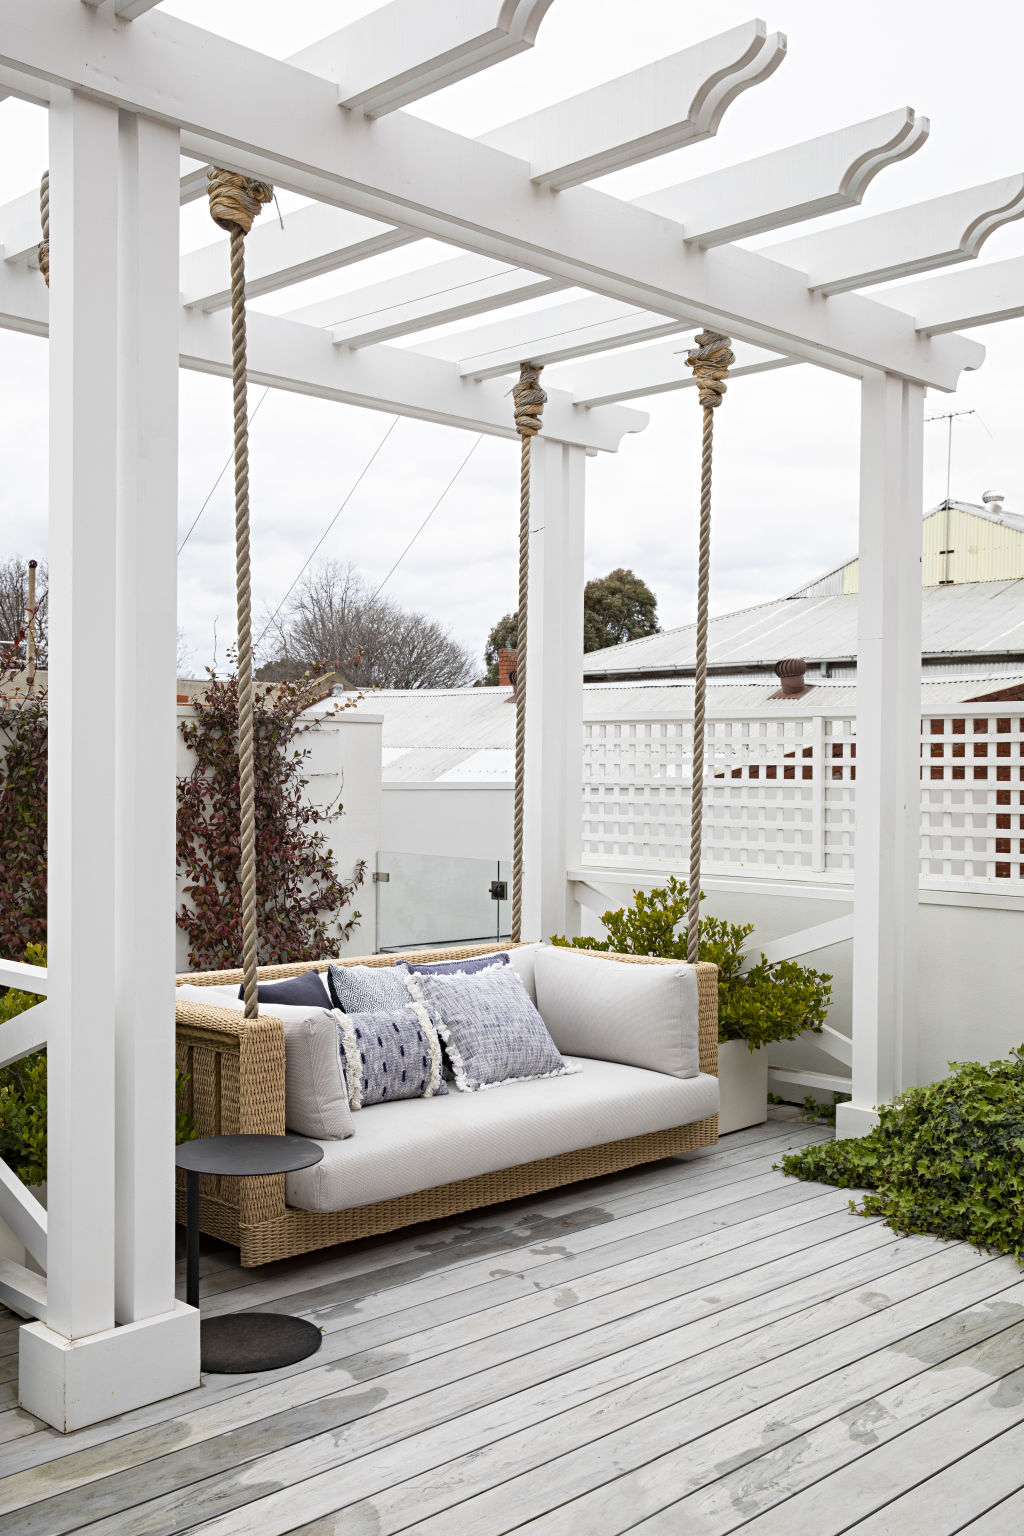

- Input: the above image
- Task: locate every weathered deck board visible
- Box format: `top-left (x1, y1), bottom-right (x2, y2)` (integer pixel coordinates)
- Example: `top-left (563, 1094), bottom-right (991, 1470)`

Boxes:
top-left (0, 1121), bottom-right (1019, 1536)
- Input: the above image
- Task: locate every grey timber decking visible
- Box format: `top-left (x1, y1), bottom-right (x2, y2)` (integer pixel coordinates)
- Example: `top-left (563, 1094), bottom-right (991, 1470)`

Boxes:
top-left (0, 1117), bottom-right (1022, 1534)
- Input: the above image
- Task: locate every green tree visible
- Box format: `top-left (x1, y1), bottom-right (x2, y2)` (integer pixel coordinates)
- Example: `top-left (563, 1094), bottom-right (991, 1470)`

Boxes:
top-left (480, 567), bottom-right (660, 680)
top-left (582, 567), bottom-right (659, 653)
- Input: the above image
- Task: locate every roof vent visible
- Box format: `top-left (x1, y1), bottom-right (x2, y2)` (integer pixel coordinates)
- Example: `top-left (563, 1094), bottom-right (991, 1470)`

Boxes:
top-left (982, 489), bottom-right (1005, 505)
top-left (770, 657), bottom-right (813, 700)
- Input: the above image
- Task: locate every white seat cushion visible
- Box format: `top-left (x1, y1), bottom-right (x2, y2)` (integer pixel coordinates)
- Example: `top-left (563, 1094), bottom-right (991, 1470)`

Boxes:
top-left (285, 1057), bottom-right (719, 1212)
top-left (533, 945), bottom-right (701, 1079)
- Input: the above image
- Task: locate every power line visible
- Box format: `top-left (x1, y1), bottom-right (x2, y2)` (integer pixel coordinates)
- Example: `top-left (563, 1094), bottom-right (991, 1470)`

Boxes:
top-left (371, 434), bottom-right (483, 601)
top-left (177, 387), bottom-right (272, 556)
top-left (255, 415), bottom-right (401, 651)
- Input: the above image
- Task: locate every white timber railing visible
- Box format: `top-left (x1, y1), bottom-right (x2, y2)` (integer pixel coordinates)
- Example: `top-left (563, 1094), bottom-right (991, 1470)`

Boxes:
top-left (582, 707), bottom-right (1024, 887)
top-left (0, 957), bottom-right (48, 1319)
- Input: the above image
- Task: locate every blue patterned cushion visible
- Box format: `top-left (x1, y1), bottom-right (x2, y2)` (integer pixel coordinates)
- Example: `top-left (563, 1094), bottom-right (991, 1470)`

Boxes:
top-left (398, 952), bottom-right (509, 978)
top-left (406, 966), bottom-right (579, 1092)
top-left (327, 962), bottom-right (408, 1014)
top-left (336, 1003), bottom-right (446, 1110)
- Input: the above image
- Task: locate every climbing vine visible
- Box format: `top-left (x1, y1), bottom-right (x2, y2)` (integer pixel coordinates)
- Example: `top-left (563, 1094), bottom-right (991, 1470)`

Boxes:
top-left (176, 663), bottom-right (365, 971)
top-left (0, 646), bottom-right (47, 958)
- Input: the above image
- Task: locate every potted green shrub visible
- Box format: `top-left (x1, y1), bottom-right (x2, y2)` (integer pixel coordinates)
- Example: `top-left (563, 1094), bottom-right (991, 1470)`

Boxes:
top-left (552, 877), bottom-right (832, 1132)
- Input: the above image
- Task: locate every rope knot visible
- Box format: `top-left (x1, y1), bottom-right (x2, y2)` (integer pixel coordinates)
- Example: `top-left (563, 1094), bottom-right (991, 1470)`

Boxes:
top-left (207, 167), bottom-right (274, 237)
top-left (512, 361), bottom-right (546, 438)
top-left (38, 170), bottom-right (49, 289)
top-left (685, 329), bottom-right (734, 410)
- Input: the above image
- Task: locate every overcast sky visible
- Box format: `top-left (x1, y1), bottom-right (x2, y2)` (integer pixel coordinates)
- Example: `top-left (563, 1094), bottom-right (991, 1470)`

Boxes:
top-left (1, 0), bottom-right (1022, 675)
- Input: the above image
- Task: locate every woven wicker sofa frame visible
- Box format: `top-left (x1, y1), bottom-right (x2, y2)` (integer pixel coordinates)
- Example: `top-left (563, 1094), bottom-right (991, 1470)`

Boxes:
top-left (175, 943), bottom-right (719, 1268)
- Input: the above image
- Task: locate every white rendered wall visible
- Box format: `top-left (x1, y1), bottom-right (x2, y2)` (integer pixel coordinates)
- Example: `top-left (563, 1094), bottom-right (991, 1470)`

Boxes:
top-left (174, 708), bottom-right (382, 971)
top-left (381, 783), bottom-right (512, 861)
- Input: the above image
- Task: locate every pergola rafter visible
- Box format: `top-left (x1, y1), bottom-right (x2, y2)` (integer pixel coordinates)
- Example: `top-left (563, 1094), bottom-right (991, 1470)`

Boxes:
top-left (0, 0), bottom-right (1018, 1433)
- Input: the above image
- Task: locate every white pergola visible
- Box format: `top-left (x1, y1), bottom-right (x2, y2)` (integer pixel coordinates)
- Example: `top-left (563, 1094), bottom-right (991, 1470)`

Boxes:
top-left (0, 0), bottom-right (1020, 1430)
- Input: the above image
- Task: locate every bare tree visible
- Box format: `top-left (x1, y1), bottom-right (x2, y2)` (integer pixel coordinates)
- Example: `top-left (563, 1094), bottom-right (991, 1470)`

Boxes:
top-left (261, 560), bottom-right (477, 689)
top-left (0, 557), bottom-right (47, 667)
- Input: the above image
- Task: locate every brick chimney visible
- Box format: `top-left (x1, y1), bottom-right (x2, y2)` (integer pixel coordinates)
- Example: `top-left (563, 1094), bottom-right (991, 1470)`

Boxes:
top-left (498, 648), bottom-right (518, 693)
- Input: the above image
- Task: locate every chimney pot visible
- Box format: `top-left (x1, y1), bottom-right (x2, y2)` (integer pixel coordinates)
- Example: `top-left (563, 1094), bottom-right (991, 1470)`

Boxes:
top-left (498, 648), bottom-right (518, 692)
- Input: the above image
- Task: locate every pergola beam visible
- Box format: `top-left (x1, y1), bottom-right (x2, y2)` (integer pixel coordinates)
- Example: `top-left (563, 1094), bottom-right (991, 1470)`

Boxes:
top-left (551, 339), bottom-right (797, 407)
top-left (183, 22), bottom-right (783, 311)
top-left (885, 254), bottom-right (1024, 334)
top-left (287, 0), bottom-right (554, 117)
top-left (278, 109), bottom-right (926, 347)
top-left (480, 20), bottom-right (786, 189)
top-left (0, 0), bottom-right (983, 389)
top-left (288, 255), bottom-right (565, 346)
top-left (0, 261), bottom-right (644, 449)
top-left (638, 107), bottom-right (928, 246)
top-left (82, 0), bottom-right (164, 16)
top-left (768, 175), bottom-right (1024, 294)
top-left (181, 204), bottom-right (414, 312)
top-left (421, 296), bottom-right (693, 378)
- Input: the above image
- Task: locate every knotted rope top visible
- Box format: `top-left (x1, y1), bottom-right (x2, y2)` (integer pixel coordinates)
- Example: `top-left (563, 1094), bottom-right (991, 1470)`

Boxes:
top-left (685, 329), bottom-right (735, 409)
top-left (38, 170), bottom-right (49, 288)
top-left (207, 167), bottom-right (273, 236)
top-left (512, 362), bottom-right (547, 437)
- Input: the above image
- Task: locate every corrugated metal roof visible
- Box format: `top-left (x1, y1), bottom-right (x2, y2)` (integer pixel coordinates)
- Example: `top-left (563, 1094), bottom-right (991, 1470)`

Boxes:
top-left (584, 580), bottom-right (1024, 676)
top-left (349, 674), bottom-right (1024, 782)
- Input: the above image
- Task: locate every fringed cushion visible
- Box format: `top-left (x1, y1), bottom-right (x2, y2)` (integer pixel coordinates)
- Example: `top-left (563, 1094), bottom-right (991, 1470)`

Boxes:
top-left (406, 966), bottom-right (580, 1093)
top-left (336, 1003), bottom-right (447, 1111)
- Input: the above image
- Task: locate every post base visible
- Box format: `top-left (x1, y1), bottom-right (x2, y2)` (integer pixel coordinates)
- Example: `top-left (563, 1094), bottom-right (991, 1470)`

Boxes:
top-left (19, 1300), bottom-right (199, 1432)
top-left (835, 1101), bottom-right (881, 1140)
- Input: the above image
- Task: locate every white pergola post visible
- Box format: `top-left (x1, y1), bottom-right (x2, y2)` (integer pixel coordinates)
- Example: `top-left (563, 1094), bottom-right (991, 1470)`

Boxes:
top-left (519, 437), bottom-right (586, 942)
top-left (112, 112), bottom-right (182, 1327)
top-left (39, 86), bottom-right (120, 1350)
top-left (836, 370), bottom-right (924, 1139)
top-left (20, 97), bottom-right (198, 1433)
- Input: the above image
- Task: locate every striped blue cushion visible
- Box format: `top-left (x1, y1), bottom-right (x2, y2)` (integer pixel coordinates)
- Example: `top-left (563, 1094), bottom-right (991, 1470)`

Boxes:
top-left (406, 966), bottom-right (579, 1092)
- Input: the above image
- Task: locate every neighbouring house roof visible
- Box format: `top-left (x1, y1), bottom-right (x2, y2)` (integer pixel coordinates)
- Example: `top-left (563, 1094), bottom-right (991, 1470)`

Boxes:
top-left (335, 675), bottom-right (1024, 785)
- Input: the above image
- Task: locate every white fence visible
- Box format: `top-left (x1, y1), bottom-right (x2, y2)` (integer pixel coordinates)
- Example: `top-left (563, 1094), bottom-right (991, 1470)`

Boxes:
top-left (582, 707), bottom-right (1024, 885)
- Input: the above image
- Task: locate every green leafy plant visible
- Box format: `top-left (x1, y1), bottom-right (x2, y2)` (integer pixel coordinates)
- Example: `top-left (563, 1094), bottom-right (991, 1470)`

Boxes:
top-left (177, 660), bottom-right (365, 971)
top-left (551, 876), bottom-right (831, 1051)
top-left (0, 645), bottom-right (47, 958)
top-left (779, 1049), bottom-right (1024, 1263)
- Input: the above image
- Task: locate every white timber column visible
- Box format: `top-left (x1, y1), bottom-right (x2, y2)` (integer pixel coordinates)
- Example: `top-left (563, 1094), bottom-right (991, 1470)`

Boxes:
top-left (20, 97), bottom-right (198, 1433)
top-left (836, 370), bottom-right (924, 1140)
top-left (519, 437), bottom-right (586, 942)
top-left (113, 112), bottom-right (182, 1326)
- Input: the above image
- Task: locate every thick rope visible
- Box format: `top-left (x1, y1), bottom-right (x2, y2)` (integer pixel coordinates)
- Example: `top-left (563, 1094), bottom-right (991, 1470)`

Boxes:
top-left (510, 362), bottom-right (546, 942)
top-left (38, 170), bottom-right (49, 288)
top-left (684, 330), bottom-right (734, 964)
top-left (208, 168), bottom-right (273, 1019)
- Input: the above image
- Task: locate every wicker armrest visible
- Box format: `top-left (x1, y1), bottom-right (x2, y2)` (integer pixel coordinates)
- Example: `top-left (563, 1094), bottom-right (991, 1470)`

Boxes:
top-left (175, 998), bottom-right (288, 1228)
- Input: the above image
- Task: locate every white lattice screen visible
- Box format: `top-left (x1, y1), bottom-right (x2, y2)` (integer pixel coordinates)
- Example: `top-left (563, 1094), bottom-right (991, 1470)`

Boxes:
top-left (581, 710), bottom-right (1024, 884)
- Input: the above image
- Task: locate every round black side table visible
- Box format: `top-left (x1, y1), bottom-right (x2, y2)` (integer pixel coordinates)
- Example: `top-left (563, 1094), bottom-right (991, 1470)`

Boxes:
top-left (176, 1133), bottom-right (324, 1374)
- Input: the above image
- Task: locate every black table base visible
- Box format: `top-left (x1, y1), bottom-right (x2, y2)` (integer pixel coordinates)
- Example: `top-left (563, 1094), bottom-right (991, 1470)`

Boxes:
top-left (200, 1312), bottom-right (322, 1374)
top-left (176, 1136), bottom-right (327, 1376)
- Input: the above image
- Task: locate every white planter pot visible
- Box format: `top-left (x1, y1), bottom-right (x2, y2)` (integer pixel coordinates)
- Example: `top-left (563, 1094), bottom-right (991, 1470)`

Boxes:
top-left (717, 1040), bottom-right (768, 1134)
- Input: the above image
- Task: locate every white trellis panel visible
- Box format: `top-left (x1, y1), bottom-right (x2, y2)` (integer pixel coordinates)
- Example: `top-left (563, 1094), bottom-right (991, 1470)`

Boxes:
top-left (581, 709), bottom-right (1024, 889)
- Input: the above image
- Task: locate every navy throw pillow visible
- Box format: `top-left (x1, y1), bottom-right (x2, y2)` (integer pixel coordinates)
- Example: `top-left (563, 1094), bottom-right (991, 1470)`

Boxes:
top-left (238, 970), bottom-right (331, 1008)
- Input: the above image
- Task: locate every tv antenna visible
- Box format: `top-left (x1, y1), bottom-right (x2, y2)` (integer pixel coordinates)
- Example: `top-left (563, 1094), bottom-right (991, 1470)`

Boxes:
top-left (925, 409), bottom-right (975, 585)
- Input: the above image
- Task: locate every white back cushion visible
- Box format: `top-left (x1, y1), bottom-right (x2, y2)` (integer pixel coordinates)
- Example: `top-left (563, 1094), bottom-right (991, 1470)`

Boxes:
top-left (505, 942), bottom-right (539, 1003)
top-left (532, 946), bottom-right (700, 1079)
top-left (175, 985), bottom-right (353, 1140)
